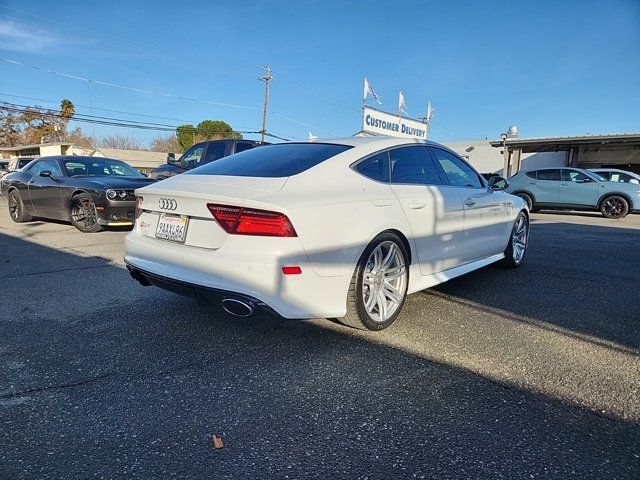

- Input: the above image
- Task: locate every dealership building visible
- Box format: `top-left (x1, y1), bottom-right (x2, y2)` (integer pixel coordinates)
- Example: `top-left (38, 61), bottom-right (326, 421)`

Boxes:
top-left (443, 132), bottom-right (640, 176)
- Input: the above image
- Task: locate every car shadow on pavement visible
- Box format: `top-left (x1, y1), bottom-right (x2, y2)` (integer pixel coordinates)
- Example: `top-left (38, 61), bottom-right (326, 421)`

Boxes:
top-left (432, 219), bottom-right (640, 351)
top-left (0, 231), bottom-right (639, 479)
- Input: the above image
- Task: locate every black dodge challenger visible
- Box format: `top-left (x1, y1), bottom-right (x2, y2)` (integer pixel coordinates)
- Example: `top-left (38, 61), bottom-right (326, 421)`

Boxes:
top-left (0, 155), bottom-right (155, 233)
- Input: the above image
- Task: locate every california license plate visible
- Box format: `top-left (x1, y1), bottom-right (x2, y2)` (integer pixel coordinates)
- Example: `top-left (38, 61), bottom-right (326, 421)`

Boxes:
top-left (155, 213), bottom-right (189, 243)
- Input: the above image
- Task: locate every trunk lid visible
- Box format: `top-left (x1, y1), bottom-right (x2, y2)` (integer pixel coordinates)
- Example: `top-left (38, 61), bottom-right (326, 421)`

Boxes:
top-left (134, 175), bottom-right (288, 249)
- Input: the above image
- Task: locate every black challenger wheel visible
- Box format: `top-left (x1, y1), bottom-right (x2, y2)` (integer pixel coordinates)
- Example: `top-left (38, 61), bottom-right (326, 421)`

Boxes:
top-left (70, 193), bottom-right (103, 233)
top-left (7, 189), bottom-right (32, 223)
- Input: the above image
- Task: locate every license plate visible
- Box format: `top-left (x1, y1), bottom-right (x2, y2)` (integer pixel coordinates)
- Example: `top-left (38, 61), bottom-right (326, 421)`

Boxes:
top-left (155, 213), bottom-right (189, 243)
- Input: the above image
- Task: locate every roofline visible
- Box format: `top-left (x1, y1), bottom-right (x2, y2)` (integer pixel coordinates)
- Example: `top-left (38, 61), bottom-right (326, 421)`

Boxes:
top-left (489, 132), bottom-right (640, 148)
top-left (0, 142), bottom-right (73, 151)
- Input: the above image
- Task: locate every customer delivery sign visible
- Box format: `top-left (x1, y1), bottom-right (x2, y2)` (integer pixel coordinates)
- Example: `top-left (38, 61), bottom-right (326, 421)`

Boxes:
top-left (362, 106), bottom-right (428, 139)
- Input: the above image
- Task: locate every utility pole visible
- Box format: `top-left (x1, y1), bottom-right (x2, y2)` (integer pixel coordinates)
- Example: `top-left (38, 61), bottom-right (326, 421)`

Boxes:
top-left (258, 65), bottom-right (273, 143)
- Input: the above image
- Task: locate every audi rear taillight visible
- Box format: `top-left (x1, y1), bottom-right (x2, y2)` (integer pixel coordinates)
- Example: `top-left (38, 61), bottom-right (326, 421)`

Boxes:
top-left (135, 196), bottom-right (143, 219)
top-left (207, 203), bottom-right (297, 237)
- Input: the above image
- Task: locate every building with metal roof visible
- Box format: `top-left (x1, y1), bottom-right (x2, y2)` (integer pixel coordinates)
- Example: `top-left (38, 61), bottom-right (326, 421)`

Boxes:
top-left (490, 132), bottom-right (640, 176)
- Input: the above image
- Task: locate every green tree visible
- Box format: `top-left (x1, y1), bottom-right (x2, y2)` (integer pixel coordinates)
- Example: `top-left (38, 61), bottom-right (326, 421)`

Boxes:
top-left (176, 120), bottom-right (240, 151)
top-left (177, 124), bottom-right (196, 151)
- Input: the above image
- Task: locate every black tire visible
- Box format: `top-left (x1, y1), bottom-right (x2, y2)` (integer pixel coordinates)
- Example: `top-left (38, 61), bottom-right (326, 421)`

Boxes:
top-left (516, 192), bottom-right (538, 212)
top-left (337, 232), bottom-right (409, 331)
top-left (70, 193), bottom-right (103, 233)
top-left (600, 195), bottom-right (629, 219)
top-left (7, 189), bottom-right (32, 223)
top-left (499, 211), bottom-right (529, 268)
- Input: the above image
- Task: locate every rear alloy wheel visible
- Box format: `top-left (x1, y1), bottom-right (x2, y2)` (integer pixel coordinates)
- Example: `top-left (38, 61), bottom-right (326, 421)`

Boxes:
top-left (338, 233), bottom-right (409, 330)
top-left (499, 211), bottom-right (529, 268)
top-left (70, 193), bottom-right (103, 233)
top-left (600, 195), bottom-right (629, 219)
top-left (7, 189), bottom-right (32, 223)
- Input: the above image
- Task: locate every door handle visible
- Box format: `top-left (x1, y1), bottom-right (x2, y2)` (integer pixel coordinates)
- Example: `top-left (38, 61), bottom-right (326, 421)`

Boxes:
top-left (409, 201), bottom-right (425, 209)
top-left (464, 198), bottom-right (476, 207)
top-left (372, 200), bottom-right (392, 207)
top-left (560, 183), bottom-right (569, 186)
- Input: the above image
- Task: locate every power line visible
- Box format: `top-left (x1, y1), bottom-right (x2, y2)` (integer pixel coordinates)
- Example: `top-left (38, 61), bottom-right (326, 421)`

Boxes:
top-left (1, 102), bottom-right (291, 141)
top-left (0, 57), bottom-right (335, 134)
top-left (0, 57), bottom-right (259, 111)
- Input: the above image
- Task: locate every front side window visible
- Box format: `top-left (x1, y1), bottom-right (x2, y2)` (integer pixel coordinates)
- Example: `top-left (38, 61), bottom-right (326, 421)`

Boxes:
top-left (31, 160), bottom-right (63, 177)
top-left (355, 151), bottom-right (389, 182)
top-left (187, 143), bottom-right (352, 178)
top-left (204, 143), bottom-right (227, 163)
top-left (430, 147), bottom-right (482, 187)
top-left (525, 171), bottom-right (537, 179)
top-left (562, 170), bottom-right (591, 183)
top-left (595, 171), bottom-right (611, 180)
top-left (536, 169), bottom-right (561, 181)
top-left (180, 144), bottom-right (206, 167)
top-left (390, 146), bottom-right (443, 185)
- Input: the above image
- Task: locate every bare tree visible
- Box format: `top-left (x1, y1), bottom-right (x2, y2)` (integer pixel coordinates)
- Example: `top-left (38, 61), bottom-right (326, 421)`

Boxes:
top-left (95, 134), bottom-right (142, 150)
top-left (149, 134), bottom-right (183, 153)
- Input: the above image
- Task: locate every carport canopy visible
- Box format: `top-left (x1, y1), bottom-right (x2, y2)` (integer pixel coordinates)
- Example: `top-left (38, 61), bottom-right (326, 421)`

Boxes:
top-left (490, 132), bottom-right (640, 175)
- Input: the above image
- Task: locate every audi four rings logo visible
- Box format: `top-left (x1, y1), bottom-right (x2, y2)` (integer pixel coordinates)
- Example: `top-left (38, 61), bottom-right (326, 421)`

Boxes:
top-left (158, 198), bottom-right (177, 210)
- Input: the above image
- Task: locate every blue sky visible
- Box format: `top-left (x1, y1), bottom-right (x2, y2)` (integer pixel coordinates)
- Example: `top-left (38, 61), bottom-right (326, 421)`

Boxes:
top-left (1, 0), bottom-right (638, 145)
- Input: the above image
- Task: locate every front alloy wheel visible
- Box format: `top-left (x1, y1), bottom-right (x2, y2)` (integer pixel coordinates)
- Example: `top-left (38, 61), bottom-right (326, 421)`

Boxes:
top-left (500, 211), bottom-right (529, 268)
top-left (338, 233), bottom-right (409, 330)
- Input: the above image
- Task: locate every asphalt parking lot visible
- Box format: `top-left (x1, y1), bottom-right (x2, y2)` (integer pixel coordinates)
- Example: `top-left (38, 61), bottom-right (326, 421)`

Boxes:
top-left (0, 199), bottom-right (638, 479)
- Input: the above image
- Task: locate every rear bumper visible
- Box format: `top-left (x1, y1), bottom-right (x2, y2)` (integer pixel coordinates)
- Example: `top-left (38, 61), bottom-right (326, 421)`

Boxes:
top-left (126, 262), bottom-right (280, 316)
top-left (124, 229), bottom-right (352, 319)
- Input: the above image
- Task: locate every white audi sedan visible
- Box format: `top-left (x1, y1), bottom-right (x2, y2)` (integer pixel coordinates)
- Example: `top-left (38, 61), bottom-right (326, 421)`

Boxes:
top-left (125, 137), bottom-right (528, 330)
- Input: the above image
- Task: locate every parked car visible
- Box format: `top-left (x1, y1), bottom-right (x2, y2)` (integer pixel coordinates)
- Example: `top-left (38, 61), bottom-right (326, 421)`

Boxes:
top-left (125, 137), bottom-right (528, 331)
top-left (589, 168), bottom-right (640, 185)
top-left (1, 156), bottom-right (156, 232)
top-left (0, 157), bottom-right (35, 180)
top-left (149, 139), bottom-right (268, 180)
top-left (506, 167), bottom-right (640, 218)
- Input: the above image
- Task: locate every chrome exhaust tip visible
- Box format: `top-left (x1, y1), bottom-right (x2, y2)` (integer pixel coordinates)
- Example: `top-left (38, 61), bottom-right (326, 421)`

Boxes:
top-left (221, 298), bottom-right (254, 317)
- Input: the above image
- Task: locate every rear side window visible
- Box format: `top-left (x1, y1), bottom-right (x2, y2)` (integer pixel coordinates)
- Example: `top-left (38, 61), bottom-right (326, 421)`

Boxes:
top-left (234, 142), bottom-right (256, 154)
top-left (390, 146), bottom-right (443, 185)
top-left (355, 152), bottom-right (390, 182)
top-left (188, 143), bottom-right (352, 178)
top-left (537, 169), bottom-right (561, 181)
top-left (204, 143), bottom-right (227, 163)
top-left (525, 171), bottom-right (537, 179)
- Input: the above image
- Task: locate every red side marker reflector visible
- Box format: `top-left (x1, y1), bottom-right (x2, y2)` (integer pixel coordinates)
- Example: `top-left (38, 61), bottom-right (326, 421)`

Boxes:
top-left (282, 266), bottom-right (302, 275)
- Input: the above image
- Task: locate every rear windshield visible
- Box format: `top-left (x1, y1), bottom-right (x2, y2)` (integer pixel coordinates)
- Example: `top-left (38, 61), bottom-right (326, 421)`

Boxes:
top-left (186, 143), bottom-right (352, 178)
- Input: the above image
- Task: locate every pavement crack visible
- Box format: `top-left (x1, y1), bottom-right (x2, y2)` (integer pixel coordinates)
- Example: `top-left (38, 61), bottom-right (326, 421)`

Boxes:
top-left (1, 371), bottom-right (117, 400)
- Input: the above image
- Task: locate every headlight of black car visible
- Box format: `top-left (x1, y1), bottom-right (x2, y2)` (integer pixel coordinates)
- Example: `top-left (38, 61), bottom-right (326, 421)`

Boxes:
top-left (106, 189), bottom-right (133, 200)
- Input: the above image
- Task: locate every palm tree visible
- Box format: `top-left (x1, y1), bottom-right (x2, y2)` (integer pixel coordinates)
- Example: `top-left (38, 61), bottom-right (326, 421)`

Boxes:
top-left (60, 99), bottom-right (75, 119)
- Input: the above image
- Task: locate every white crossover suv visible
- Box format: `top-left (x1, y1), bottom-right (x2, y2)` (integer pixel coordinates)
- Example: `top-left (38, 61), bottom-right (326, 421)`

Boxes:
top-left (125, 137), bottom-right (528, 330)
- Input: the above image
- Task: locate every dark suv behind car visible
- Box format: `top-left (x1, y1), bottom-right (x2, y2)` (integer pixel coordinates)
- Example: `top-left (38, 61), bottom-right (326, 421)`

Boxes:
top-left (150, 139), bottom-right (268, 180)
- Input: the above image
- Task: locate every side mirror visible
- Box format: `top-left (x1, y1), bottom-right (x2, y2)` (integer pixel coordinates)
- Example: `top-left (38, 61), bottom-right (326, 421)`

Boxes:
top-left (167, 153), bottom-right (177, 165)
top-left (489, 176), bottom-right (508, 191)
top-left (39, 170), bottom-right (54, 179)
top-left (580, 178), bottom-right (594, 183)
